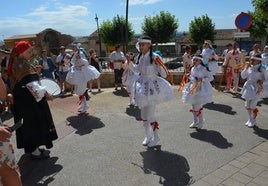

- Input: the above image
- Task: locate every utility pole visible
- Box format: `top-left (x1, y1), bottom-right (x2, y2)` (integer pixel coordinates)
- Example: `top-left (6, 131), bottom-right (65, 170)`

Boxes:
top-left (125, 0), bottom-right (129, 52)
top-left (95, 14), bottom-right (102, 56)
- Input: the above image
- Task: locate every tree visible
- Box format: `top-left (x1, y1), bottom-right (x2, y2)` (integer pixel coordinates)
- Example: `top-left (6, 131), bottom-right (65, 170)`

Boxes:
top-left (189, 14), bottom-right (216, 47)
top-left (248, 0), bottom-right (268, 42)
top-left (141, 11), bottom-right (178, 44)
top-left (100, 15), bottom-right (134, 46)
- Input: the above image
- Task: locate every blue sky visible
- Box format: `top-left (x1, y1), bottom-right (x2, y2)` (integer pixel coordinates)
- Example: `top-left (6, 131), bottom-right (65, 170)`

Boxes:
top-left (0, 0), bottom-right (254, 40)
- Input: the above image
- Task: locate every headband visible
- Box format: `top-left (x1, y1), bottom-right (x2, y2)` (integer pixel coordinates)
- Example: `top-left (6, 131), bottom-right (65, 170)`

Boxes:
top-left (138, 39), bottom-right (151, 44)
top-left (251, 56), bottom-right (262, 61)
top-left (192, 56), bottom-right (203, 61)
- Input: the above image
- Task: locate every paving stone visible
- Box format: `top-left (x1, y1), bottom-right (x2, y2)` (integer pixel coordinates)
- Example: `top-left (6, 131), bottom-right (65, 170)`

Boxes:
top-left (236, 155), bottom-right (256, 164)
top-left (231, 172), bottom-right (252, 184)
top-left (257, 142), bottom-right (268, 153)
top-left (259, 170), bottom-right (268, 178)
top-left (222, 178), bottom-right (245, 186)
top-left (229, 159), bottom-right (248, 169)
top-left (211, 168), bottom-right (233, 180)
top-left (246, 182), bottom-right (260, 186)
top-left (220, 164), bottom-right (240, 175)
top-left (191, 179), bottom-right (212, 186)
top-left (254, 154), bottom-right (268, 167)
top-left (251, 176), bottom-right (268, 186)
top-left (201, 174), bottom-right (223, 186)
top-left (240, 162), bottom-right (266, 177)
top-left (242, 152), bottom-right (260, 161)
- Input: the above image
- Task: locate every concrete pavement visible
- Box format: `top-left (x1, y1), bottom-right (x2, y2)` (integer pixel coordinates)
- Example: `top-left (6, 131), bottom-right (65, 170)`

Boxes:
top-left (4, 86), bottom-right (268, 186)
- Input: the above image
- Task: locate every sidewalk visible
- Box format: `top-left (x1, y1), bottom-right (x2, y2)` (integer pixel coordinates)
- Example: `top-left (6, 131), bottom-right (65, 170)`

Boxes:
top-left (192, 140), bottom-right (268, 186)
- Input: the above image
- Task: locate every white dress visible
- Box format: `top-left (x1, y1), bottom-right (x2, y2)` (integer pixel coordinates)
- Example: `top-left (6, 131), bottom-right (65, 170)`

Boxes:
top-left (122, 65), bottom-right (139, 91)
top-left (241, 64), bottom-right (268, 100)
top-left (202, 48), bottom-right (219, 75)
top-left (66, 58), bottom-right (100, 85)
top-left (129, 52), bottom-right (174, 107)
top-left (182, 64), bottom-right (214, 105)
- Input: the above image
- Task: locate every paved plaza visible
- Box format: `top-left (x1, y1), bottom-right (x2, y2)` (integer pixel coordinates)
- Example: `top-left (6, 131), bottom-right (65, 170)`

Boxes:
top-left (3, 86), bottom-right (268, 186)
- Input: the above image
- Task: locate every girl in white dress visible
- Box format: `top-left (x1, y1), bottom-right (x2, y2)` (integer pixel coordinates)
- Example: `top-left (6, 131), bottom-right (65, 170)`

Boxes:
top-left (202, 40), bottom-right (219, 75)
top-left (182, 55), bottom-right (214, 129)
top-left (66, 50), bottom-right (100, 113)
top-left (122, 53), bottom-right (139, 106)
top-left (128, 36), bottom-right (174, 147)
top-left (241, 55), bottom-right (268, 128)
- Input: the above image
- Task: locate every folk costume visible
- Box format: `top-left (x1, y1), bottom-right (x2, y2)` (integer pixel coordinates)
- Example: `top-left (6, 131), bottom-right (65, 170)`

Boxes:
top-left (223, 43), bottom-right (243, 93)
top-left (241, 55), bottom-right (268, 128)
top-left (122, 54), bottom-right (139, 106)
top-left (182, 55), bottom-right (214, 129)
top-left (129, 37), bottom-right (174, 147)
top-left (201, 40), bottom-right (219, 76)
top-left (66, 47), bottom-right (100, 113)
top-left (7, 41), bottom-right (58, 157)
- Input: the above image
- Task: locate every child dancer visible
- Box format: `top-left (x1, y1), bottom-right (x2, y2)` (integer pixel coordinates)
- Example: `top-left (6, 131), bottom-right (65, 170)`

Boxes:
top-left (122, 52), bottom-right (139, 106)
top-left (182, 54), bottom-right (214, 129)
top-left (66, 50), bottom-right (100, 113)
top-left (128, 36), bottom-right (174, 147)
top-left (241, 54), bottom-right (268, 128)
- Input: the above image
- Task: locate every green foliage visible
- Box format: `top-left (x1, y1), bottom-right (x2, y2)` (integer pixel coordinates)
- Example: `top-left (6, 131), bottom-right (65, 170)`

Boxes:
top-left (248, 0), bottom-right (268, 39)
top-left (141, 11), bottom-right (178, 43)
top-left (189, 14), bottom-right (216, 47)
top-left (100, 15), bottom-right (134, 46)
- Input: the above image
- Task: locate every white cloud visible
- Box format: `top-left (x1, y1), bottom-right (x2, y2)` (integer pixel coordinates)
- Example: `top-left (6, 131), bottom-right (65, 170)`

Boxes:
top-left (129, 0), bottom-right (161, 6)
top-left (0, 4), bottom-right (93, 38)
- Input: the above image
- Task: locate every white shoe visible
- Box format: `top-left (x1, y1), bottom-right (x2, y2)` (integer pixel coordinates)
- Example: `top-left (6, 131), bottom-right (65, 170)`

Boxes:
top-left (142, 137), bottom-right (152, 146)
top-left (189, 122), bottom-right (198, 128)
top-left (245, 120), bottom-right (250, 126)
top-left (247, 122), bottom-right (255, 128)
top-left (197, 121), bottom-right (203, 129)
top-left (147, 136), bottom-right (160, 147)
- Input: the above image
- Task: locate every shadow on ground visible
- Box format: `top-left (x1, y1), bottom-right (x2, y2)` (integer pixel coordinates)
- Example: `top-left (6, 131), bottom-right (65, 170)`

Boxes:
top-left (66, 114), bottom-right (105, 135)
top-left (190, 129), bottom-right (233, 149)
top-left (253, 126), bottom-right (268, 140)
top-left (112, 88), bottom-right (129, 97)
top-left (125, 106), bottom-right (141, 121)
top-left (19, 155), bottom-right (62, 185)
top-left (133, 147), bottom-right (193, 186)
top-left (203, 102), bottom-right (237, 115)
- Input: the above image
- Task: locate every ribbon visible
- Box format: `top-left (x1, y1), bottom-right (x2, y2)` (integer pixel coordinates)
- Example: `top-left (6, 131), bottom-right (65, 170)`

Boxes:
top-left (189, 81), bottom-right (200, 94)
top-left (78, 95), bottom-right (85, 105)
top-left (253, 108), bottom-right (258, 119)
top-left (178, 73), bottom-right (189, 91)
top-left (257, 80), bottom-right (263, 95)
top-left (150, 121), bottom-right (159, 131)
top-left (189, 108), bottom-right (203, 117)
top-left (154, 56), bottom-right (169, 76)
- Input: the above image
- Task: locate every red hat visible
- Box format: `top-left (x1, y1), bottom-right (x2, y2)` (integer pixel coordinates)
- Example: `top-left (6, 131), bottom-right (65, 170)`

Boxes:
top-left (7, 40), bottom-right (31, 76)
top-left (14, 41), bottom-right (31, 55)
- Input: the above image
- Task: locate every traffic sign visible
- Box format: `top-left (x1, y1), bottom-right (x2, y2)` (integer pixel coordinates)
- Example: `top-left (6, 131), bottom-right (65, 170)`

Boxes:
top-left (234, 31), bottom-right (250, 38)
top-left (235, 12), bottom-right (252, 30)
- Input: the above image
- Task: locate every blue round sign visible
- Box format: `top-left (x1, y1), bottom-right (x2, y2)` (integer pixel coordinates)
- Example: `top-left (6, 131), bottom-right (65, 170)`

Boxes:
top-left (235, 12), bottom-right (252, 30)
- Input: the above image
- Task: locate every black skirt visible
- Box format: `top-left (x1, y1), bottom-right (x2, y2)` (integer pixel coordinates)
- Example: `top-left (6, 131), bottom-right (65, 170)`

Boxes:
top-left (12, 74), bottom-right (58, 153)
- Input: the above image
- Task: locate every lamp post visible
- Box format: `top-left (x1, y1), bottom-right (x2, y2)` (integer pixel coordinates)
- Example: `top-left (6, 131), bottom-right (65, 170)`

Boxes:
top-left (95, 14), bottom-right (102, 56)
top-left (125, 0), bottom-right (129, 52)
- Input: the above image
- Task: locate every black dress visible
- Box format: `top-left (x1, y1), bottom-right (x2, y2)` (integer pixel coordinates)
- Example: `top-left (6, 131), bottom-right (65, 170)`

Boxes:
top-left (13, 73), bottom-right (58, 153)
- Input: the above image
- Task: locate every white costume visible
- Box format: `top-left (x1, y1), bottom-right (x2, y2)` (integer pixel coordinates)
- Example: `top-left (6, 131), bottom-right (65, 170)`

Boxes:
top-left (182, 51), bottom-right (192, 73)
top-left (129, 51), bottom-right (174, 147)
top-left (241, 63), bottom-right (268, 127)
top-left (66, 52), bottom-right (100, 113)
top-left (182, 58), bottom-right (214, 129)
top-left (122, 62), bottom-right (139, 106)
top-left (202, 47), bottom-right (219, 75)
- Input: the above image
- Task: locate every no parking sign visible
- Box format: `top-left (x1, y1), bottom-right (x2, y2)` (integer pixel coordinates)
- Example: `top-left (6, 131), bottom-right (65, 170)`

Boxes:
top-left (235, 12), bottom-right (252, 30)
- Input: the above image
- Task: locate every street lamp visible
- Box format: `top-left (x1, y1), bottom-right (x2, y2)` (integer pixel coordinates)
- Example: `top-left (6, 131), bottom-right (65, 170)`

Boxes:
top-left (95, 14), bottom-right (102, 56)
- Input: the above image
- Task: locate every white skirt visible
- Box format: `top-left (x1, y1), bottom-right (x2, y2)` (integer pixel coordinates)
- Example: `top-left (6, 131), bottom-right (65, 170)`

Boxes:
top-left (208, 61), bottom-right (219, 75)
top-left (241, 81), bottom-right (267, 100)
top-left (66, 65), bottom-right (100, 85)
top-left (182, 81), bottom-right (213, 105)
top-left (134, 76), bottom-right (174, 107)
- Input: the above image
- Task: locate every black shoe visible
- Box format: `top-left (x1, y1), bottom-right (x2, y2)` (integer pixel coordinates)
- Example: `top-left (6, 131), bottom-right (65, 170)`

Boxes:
top-left (84, 89), bottom-right (90, 101)
top-left (30, 151), bottom-right (50, 160)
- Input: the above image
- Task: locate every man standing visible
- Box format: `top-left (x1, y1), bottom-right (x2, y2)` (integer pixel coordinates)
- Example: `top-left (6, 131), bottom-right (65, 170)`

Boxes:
top-left (109, 44), bottom-right (126, 90)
